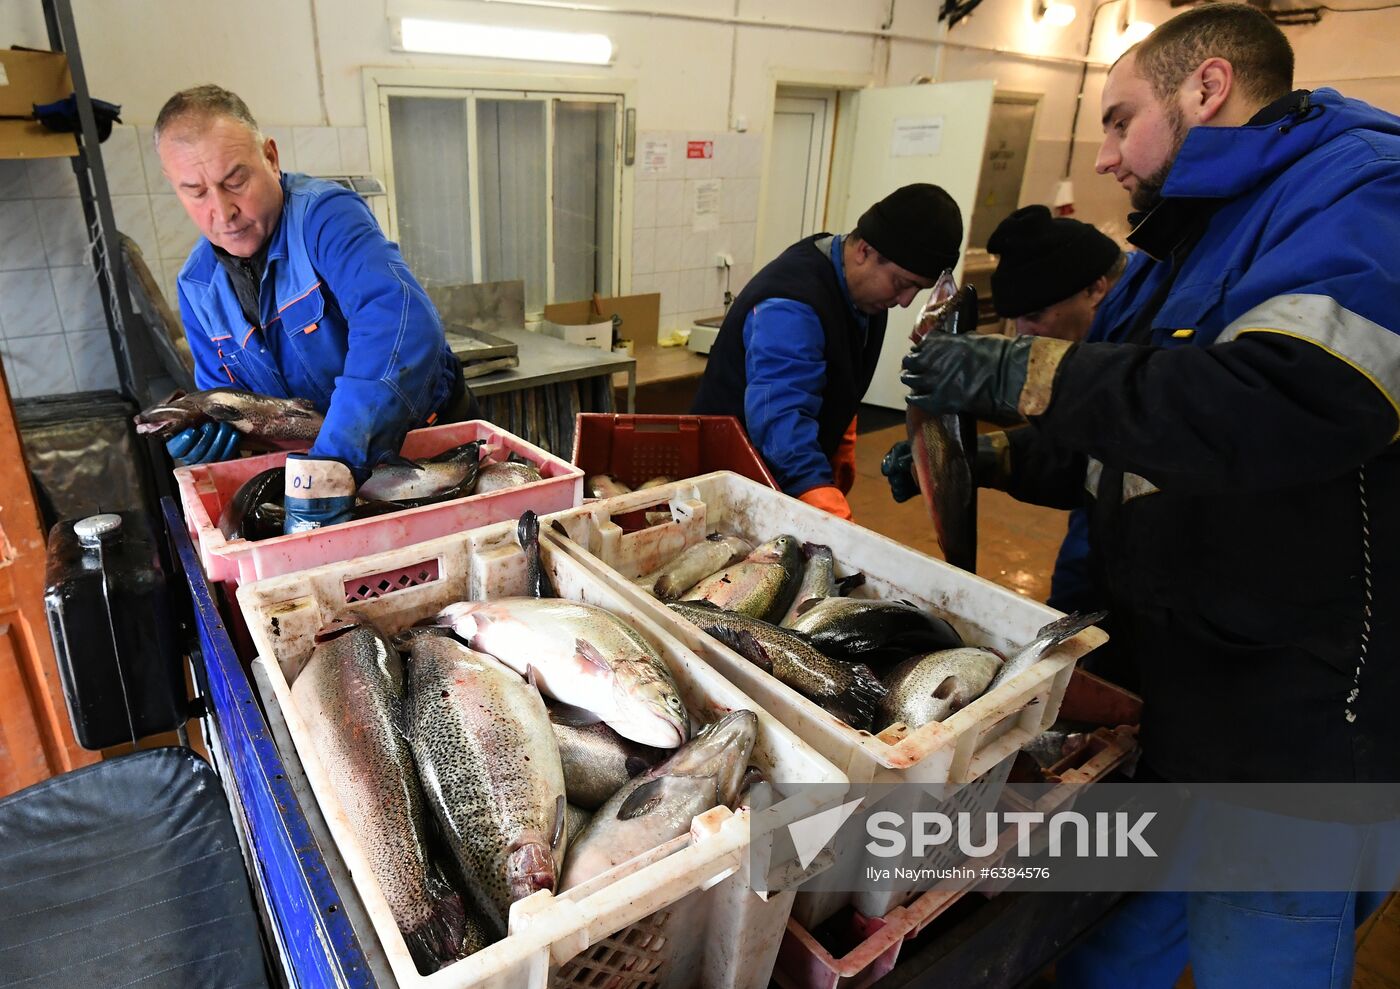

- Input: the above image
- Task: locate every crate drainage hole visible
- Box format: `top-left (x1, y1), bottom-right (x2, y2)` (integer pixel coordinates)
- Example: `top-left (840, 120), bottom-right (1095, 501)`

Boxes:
top-left (343, 560), bottom-right (440, 603)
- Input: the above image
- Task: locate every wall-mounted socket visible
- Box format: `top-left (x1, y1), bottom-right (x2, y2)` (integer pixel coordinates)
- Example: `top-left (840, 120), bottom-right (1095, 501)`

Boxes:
top-left (715, 252), bottom-right (734, 268)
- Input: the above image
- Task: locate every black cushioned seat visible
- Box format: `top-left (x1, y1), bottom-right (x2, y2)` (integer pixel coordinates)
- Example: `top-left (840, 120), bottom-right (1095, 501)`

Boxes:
top-left (0, 747), bottom-right (270, 988)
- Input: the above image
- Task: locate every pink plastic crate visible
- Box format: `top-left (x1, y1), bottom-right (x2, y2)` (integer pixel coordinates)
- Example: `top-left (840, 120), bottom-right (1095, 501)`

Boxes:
top-left (772, 670), bottom-right (1141, 989)
top-left (175, 419), bottom-right (583, 588)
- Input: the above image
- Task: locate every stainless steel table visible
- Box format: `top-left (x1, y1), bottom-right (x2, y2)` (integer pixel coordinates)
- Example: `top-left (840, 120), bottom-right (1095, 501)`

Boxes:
top-left (467, 327), bottom-right (637, 414)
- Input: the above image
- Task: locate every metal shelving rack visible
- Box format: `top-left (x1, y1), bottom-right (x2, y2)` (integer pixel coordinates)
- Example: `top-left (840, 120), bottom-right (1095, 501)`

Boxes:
top-left (41, 0), bottom-right (177, 408)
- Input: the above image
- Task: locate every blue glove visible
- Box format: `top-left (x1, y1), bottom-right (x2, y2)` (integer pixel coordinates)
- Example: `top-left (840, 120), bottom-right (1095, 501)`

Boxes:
top-left (880, 440), bottom-right (920, 503)
top-left (166, 421), bottom-right (241, 464)
top-left (283, 454), bottom-right (357, 534)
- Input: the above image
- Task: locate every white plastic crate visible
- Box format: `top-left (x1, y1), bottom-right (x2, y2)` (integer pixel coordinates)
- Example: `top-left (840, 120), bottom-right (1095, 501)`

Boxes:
top-left (177, 419), bottom-right (583, 589)
top-left (541, 471), bottom-right (1108, 926)
top-left (238, 519), bottom-right (847, 989)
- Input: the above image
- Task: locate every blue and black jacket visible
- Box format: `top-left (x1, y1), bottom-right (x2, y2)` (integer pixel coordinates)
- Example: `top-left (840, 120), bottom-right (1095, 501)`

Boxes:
top-left (176, 172), bottom-right (457, 479)
top-left (691, 234), bottom-right (885, 495)
top-left (1004, 89), bottom-right (1400, 783)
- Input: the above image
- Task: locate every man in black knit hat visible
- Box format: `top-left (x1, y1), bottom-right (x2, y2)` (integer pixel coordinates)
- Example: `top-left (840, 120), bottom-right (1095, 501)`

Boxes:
top-left (692, 183), bottom-right (963, 520)
top-left (989, 205), bottom-right (1124, 341)
top-left (884, 204), bottom-right (1126, 612)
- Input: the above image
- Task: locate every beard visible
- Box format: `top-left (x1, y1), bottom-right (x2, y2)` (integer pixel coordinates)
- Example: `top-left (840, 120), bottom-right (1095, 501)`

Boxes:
top-left (1130, 102), bottom-right (1191, 212)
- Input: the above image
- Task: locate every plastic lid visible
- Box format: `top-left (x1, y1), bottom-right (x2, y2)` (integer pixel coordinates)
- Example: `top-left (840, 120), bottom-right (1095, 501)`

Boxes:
top-left (75, 513), bottom-right (123, 547)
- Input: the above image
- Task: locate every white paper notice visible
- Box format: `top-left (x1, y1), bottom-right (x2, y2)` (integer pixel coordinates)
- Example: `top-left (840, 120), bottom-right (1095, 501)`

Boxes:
top-left (891, 116), bottom-right (945, 158)
top-left (692, 179), bottom-right (721, 232)
top-left (641, 139), bottom-right (672, 175)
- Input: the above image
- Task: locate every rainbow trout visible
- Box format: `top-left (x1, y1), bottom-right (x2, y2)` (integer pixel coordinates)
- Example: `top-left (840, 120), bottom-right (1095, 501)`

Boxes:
top-left (291, 616), bottom-right (468, 972)
top-left (680, 535), bottom-right (803, 622)
top-left (559, 710), bottom-right (757, 890)
top-left (907, 274), bottom-right (979, 571)
top-left (134, 388), bottom-right (322, 443)
top-left (403, 633), bottom-right (568, 936)
top-left (433, 598), bottom-right (689, 747)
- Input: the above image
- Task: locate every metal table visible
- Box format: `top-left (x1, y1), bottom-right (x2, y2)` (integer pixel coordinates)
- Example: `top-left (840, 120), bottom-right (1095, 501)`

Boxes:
top-left (466, 327), bottom-right (637, 414)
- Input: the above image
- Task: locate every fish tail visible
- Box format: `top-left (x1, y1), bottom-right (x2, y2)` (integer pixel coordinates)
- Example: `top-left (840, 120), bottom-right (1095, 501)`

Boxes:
top-left (827, 661), bottom-right (888, 730)
top-left (403, 889), bottom-right (472, 973)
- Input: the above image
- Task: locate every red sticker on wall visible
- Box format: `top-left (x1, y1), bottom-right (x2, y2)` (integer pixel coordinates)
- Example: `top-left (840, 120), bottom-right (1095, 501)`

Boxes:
top-left (686, 140), bottom-right (713, 159)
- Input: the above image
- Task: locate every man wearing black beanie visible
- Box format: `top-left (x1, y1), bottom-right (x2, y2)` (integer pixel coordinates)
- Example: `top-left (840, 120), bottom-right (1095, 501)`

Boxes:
top-left (692, 183), bottom-right (963, 519)
top-left (989, 205), bottom-right (1124, 341)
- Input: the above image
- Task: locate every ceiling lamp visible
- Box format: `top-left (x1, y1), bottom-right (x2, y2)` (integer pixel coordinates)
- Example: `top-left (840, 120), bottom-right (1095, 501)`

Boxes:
top-left (395, 17), bottom-right (614, 65)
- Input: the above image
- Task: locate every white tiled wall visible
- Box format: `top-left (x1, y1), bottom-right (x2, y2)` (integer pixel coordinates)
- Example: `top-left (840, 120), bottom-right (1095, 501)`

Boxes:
top-left (629, 129), bottom-right (762, 334)
top-left (0, 122), bottom-right (374, 399)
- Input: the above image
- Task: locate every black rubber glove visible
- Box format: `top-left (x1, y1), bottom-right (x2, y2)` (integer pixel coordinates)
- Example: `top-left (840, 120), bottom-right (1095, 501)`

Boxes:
top-left (880, 440), bottom-right (920, 503)
top-left (901, 333), bottom-right (1039, 426)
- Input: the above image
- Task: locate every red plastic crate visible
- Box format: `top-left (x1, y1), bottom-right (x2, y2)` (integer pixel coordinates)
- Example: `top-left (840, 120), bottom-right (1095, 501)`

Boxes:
top-left (772, 669), bottom-right (1141, 989)
top-left (571, 413), bottom-right (778, 490)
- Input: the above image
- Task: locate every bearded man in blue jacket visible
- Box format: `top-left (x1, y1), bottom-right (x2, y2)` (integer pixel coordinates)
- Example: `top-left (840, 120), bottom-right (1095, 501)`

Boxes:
top-left (155, 85), bottom-right (471, 533)
top-left (900, 4), bottom-right (1400, 986)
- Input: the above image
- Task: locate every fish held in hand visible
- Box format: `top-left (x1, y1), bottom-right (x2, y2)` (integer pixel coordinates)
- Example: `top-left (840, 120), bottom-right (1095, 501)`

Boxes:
top-left (403, 633), bottom-right (568, 935)
top-left (135, 388), bottom-right (323, 442)
top-left (434, 597), bottom-right (689, 748)
top-left (291, 615), bottom-right (469, 972)
top-left (906, 276), bottom-right (979, 571)
top-left (878, 646), bottom-right (1003, 730)
top-left (559, 710), bottom-right (757, 890)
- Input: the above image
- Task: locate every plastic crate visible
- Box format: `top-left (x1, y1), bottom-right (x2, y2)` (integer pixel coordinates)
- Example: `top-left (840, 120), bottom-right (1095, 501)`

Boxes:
top-left (542, 471), bottom-right (1108, 926)
top-left (175, 419), bottom-right (583, 589)
top-left (572, 414), bottom-right (778, 491)
top-left (773, 670), bottom-right (1140, 989)
top-left (236, 518), bottom-right (847, 989)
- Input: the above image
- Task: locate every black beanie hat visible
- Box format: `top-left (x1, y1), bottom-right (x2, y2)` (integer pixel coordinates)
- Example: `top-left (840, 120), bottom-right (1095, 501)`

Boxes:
top-left (854, 183), bottom-right (963, 280)
top-left (988, 206), bottom-right (1121, 318)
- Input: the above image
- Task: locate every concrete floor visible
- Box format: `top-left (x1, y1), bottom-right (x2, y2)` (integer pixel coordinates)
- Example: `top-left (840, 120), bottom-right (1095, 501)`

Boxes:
top-left (850, 405), bottom-right (1400, 988)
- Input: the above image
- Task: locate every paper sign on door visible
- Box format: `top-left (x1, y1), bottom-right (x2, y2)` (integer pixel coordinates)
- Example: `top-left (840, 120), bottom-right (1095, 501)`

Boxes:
top-left (891, 116), bottom-right (945, 158)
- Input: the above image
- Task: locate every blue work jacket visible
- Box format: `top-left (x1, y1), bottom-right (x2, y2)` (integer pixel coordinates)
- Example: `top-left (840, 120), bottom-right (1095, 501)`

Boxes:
top-left (176, 173), bottom-right (457, 477)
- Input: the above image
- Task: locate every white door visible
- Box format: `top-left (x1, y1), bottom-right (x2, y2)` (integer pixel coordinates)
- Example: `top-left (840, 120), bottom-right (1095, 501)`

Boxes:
top-left (757, 92), bottom-right (836, 268)
top-left (838, 80), bottom-right (995, 409)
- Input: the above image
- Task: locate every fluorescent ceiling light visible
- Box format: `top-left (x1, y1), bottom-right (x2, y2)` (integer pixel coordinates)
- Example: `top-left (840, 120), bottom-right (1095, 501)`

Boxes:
top-left (397, 17), bottom-right (614, 64)
top-left (1037, 1), bottom-right (1077, 27)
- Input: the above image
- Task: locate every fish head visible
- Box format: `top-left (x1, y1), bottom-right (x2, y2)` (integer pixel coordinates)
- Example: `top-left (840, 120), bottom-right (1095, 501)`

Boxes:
top-left (433, 601), bottom-right (482, 638)
top-left (749, 535), bottom-right (802, 568)
top-left (133, 393), bottom-right (204, 436)
top-left (613, 660), bottom-right (691, 748)
top-left (506, 836), bottom-right (559, 901)
top-left (665, 710), bottom-right (759, 807)
top-left (314, 612), bottom-right (370, 644)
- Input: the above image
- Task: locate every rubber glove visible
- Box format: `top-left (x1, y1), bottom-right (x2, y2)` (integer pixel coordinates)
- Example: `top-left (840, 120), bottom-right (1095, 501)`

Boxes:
top-left (832, 417), bottom-right (858, 495)
top-left (880, 441), bottom-right (920, 503)
top-left (283, 454), bottom-right (357, 534)
top-left (797, 484), bottom-right (853, 521)
top-left (900, 334), bottom-right (1074, 426)
top-left (166, 421), bottom-right (241, 464)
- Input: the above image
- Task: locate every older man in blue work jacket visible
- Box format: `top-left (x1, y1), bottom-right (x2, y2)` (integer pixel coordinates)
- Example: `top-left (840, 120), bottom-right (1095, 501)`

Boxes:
top-left (155, 84), bottom-right (471, 533)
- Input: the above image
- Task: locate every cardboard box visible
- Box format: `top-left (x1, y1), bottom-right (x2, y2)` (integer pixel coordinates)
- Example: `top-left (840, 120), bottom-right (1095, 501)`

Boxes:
top-left (543, 292), bottom-right (660, 348)
top-left (0, 49), bottom-right (79, 159)
top-left (541, 318), bottom-right (613, 351)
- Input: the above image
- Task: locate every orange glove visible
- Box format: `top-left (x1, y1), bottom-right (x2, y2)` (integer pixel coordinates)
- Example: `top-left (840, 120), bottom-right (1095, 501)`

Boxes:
top-left (798, 484), bottom-right (853, 521)
top-left (832, 416), bottom-right (858, 494)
